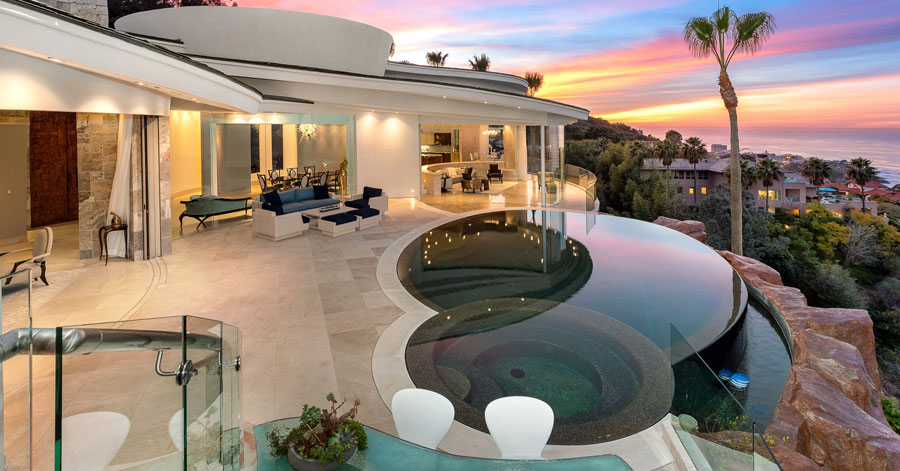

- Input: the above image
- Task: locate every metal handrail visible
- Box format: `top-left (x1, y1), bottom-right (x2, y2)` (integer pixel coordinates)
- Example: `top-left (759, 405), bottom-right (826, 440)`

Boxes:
top-left (0, 327), bottom-right (223, 363)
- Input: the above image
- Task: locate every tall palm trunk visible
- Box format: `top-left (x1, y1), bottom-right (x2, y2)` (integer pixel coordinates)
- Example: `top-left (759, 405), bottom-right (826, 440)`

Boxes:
top-left (861, 189), bottom-right (866, 213)
top-left (721, 70), bottom-right (742, 255)
top-left (693, 163), bottom-right (698, 205)
top-left (765, 185), bottom-right (770, 212)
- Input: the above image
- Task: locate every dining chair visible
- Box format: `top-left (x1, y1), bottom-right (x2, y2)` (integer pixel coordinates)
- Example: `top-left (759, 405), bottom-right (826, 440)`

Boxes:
top-left (256, 173), bottom-right (270, 192)
top-left (304, 166), bottom-right (316, 175)
top-left (298, 174), bottom-right (310, 188)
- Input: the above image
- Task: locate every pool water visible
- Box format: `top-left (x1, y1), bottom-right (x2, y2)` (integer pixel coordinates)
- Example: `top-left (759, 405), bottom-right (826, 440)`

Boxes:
top-left (405, 298), bottom-right (673, 444)
top-left (398, 210), bottom-right (747, 353)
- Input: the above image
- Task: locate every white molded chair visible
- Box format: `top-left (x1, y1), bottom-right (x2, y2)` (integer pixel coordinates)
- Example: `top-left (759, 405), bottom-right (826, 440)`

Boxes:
top-left (61, 412), bottom-right (130, 471)
top-left (391, 388), bottom-right (454, 449)
top-left (485, 396), bottom-right (554, 460)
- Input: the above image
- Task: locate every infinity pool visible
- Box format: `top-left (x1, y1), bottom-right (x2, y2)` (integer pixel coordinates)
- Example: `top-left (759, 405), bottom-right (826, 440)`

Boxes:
top-left (398, 210), bottom-right (747, 352)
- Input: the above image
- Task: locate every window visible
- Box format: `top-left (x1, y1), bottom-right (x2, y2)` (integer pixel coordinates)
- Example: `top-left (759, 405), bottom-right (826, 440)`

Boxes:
top-left (674, 170), bottom-right (684, 179)
top-left (688, 187), bottom-right (695, 195)
top-left (698, 171), bottom-right (709, 180)
top-left (677, 187), bottom-right (683, 194)
top-left (701, 187), bottom-right (707, 195)
top-left (757, 189), bottom-right (779, 200)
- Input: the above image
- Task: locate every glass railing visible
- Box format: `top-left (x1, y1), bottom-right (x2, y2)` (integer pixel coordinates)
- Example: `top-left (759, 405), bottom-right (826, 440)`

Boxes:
top-left (564, 163), bottom-right (598, 211)
top-left (19, 315), bottom-right (245, 471)
top-left (670, 325), bottom-right (781, 470)
top-left (1, 268), bottom-right (34, 471)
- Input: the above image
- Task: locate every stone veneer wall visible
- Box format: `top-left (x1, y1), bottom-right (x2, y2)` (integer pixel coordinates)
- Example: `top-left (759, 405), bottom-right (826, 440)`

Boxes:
top-left (655, 217), bottom-right (900, 471)
top-left (38, 0), bottom-right (109, 26)
top-left (158, 116), bottom-right (172, 257)
top-left (76, 113), bottom-right (118, 259)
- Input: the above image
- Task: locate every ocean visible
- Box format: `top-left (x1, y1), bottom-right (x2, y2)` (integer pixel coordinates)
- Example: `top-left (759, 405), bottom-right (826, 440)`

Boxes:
top-left (641, 127), bottom-right (900, 186)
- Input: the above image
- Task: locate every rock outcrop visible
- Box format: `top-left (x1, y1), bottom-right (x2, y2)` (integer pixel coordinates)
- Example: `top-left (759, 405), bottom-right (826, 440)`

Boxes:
top-left (718, 250), bottom-right (900, 471)
top-left (652, 216), bottom-right (707, 243)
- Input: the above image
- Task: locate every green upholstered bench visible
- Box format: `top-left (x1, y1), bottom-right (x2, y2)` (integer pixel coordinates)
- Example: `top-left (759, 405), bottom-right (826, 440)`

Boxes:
top-left (179, 195), bottom-right (251, 229)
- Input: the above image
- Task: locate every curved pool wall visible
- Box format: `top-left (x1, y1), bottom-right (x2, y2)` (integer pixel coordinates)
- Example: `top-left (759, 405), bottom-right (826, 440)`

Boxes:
top-left (397, 210), bottom-right (748, 354)
top-left (405, 298), bottom-right (674, 445)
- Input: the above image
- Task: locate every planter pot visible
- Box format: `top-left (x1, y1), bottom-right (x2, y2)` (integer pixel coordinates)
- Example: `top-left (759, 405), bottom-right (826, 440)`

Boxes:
top-left (287, 446), bottom-right (356, 471)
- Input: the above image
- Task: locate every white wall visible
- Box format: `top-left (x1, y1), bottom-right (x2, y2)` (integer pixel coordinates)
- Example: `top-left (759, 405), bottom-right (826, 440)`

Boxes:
top-left (0, 124), bottom-right (29, 244)
top-left (0, 49), bottom-right (170, 115)
top-left (168, 110), bottom-right (202, 197)
top-left (355, 112), bottom-right (420, 199)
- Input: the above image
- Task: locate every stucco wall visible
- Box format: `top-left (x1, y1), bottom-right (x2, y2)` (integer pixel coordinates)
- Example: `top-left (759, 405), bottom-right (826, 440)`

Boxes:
top-left (355, 111), bottom-right (420, 199)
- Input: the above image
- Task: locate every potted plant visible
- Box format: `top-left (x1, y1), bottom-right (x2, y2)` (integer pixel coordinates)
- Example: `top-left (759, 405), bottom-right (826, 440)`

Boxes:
top-left (266, 393), bottom-right (368, 471)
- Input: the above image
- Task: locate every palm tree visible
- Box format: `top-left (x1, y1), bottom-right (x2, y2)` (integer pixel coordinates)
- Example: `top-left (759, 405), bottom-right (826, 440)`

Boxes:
top-left (682, 136), bottom-right (708, 205)
top-left (756, 158), bottom-right (783, 212)
top-left (655, 139), bottom-right (679, 171)
top-left (800, 157), bottom-right (831, 201)
top-left (684, 7), bottom-right (776, 255)
top-left (845, 157), bottom-right (877, 213)
top-left (524, 72), bottom-right (544, 97)
top-left (739, 160), bottom-right (759, 191)
top-left (468, 53), bottom-right (491, 71)
top-left (425, 51), bottom-right (448, 67)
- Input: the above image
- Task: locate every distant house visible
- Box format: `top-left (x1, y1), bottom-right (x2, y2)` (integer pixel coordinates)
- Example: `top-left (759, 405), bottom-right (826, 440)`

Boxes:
top-left (710, 144), bottom-right (727, 154)
top-left (641, 158), bottom-right (869, 216)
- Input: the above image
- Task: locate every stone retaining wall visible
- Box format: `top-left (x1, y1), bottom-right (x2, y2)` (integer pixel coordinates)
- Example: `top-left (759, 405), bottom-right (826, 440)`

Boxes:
top-left (654, 217), bottom-right (900, 470)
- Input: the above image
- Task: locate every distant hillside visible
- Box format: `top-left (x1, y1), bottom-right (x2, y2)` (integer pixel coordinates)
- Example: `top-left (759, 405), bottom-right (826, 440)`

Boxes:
top-left (565, 117), bottom-right (658, 143)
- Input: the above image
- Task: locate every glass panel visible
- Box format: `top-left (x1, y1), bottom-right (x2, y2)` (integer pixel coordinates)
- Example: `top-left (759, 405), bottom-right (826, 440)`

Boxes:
top-left (753, 423), bottom-right (782, 470)
top-left (184, 316), bottom-right (224, 471)
top-left (220, 323), bottom-right (242, 471)
top-left (55, 316), bottom-right (185, 470)
top-left (1, 269), bottom-right (33, 471)
top-left (670, 325), bottom-right (782, 470)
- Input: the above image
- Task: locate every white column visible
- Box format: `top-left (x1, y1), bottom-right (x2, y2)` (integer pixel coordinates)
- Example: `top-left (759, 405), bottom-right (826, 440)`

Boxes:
top-left (540, 125), bottom-right (546, 207)
top-left (516, 125), bottom-right (527, 181)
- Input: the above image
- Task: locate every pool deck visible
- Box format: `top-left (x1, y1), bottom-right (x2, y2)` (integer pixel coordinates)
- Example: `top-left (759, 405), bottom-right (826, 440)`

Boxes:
top-left (2, 200), bottom-right (689, 471)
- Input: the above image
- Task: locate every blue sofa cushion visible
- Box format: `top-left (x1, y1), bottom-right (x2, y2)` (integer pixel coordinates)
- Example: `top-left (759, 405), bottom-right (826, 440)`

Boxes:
top-left (278, 189), bottom-right (297, 204)
top-left (261, 190), bottom-right (282, 206)
top-left (349, 207), bottom-right (380, 219)
top-left (345, 198), bottom-right (369, 209)
top-left (279, 198), bottom-right (340, 214)
top-left (322, 213), bottom-right (356, 225)
top-left (295, 187), bottom-right (315, 201)
top-left (362, 186), bottom-right (382, 199)
top-left (312, 185), bottom-right (329, 200)
top-left (262, 202), bottom-right (284, 215)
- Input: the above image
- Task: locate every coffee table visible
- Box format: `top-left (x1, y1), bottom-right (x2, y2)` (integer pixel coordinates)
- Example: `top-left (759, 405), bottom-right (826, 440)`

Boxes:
top-left (301, 204), bottom-right (354, 230)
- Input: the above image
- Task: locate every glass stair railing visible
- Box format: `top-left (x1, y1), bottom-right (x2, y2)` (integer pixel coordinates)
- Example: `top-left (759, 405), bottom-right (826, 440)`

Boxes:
top-left (0, 279), bottom-right (242, 471)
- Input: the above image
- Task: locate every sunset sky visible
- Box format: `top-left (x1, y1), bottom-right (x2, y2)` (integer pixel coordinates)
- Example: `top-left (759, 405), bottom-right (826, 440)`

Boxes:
top-left (238, 0), bottom-right (899, 135)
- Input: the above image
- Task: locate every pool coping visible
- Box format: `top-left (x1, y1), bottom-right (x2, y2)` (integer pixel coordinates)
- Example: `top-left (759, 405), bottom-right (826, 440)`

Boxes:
top-left (372, 206), bottom-right (692, 468)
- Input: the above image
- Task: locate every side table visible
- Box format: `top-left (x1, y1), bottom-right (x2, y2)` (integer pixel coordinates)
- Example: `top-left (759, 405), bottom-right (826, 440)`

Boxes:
top-left (98, 224), bottom-right (128, 265)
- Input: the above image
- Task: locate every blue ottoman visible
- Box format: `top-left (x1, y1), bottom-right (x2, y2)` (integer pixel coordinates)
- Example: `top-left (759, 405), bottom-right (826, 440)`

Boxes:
top-left (319, 212), bottom-right (357, 237)
top-left (349, 207), bottom-right (382, 230)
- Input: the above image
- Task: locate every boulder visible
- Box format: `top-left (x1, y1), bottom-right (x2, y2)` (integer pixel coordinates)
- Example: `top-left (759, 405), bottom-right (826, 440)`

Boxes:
top-left (717, 250), bottom-right (784, 285)
top-left (767, 361), bottom-right (900, 470)
top-left (792, 330), bottom-right (884, 423)
top-left (768, 445), bottom-right (823, 471)
top-left (653, 216), bottom-right (707, 243)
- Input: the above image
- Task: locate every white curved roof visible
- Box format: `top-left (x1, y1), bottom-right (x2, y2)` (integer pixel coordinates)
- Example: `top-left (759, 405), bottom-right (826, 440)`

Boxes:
top-left (115, 7), bottom-right (395, 76)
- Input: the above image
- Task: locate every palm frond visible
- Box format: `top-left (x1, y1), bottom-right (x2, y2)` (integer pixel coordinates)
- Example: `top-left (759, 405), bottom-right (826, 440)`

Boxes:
top-left (683, 17), bottom-right (719, 60)
top-left (729, 12), bottom-right (776, 62)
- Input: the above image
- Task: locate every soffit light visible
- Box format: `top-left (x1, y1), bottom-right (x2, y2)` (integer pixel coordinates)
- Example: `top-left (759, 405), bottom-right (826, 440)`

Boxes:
top-left (297, 124), bottom-right (318, 142)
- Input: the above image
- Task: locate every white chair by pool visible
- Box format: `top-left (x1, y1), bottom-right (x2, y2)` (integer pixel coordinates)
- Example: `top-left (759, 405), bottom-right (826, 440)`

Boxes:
top-left (61, 411), bottom-right (130, 471)
top-left (485, 396), bottom-right (554, 460)
top-left (391, 388), bottom-right (454, 449)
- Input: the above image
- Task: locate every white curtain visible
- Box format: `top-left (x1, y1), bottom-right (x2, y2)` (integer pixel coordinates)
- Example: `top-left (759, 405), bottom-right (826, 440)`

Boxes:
top-left (106, 115), bottom-right (133, 258)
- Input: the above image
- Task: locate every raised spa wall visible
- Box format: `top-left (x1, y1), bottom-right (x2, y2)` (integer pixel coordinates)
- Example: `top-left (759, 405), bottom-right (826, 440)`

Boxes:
top-left (653, 217), bottom-right (900, 471)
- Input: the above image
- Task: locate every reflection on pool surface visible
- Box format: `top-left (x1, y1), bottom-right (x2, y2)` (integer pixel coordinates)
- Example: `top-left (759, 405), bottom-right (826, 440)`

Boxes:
top-left (405, 298), bottom-right (673, 445)
top-left (397, 210), bottom-right (747, 352)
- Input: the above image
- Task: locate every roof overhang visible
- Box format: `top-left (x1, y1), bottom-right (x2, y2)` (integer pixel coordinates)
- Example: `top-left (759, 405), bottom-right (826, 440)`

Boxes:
top-left (0, 0), bottom-right (263, 114)
top-left (193, 56), bottom-right (588, 124)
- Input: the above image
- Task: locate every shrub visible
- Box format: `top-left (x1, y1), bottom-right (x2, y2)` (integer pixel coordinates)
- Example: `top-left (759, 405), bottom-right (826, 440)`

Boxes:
top-left (802, 263), bottom-right (868, 309)
top-left (883, 396), bottom-right (900, 435)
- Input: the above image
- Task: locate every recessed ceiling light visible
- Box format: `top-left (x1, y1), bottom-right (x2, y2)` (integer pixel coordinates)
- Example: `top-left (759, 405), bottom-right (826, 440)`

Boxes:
top-left (135, 81), bottom-right (145, 86)
top-left (483, 101), bottom-right (488, 104)
top-left (517, 106), bottom-right (521, 109)
top-left (47, 56), bottom-right (65, 63)
top-left (442, 96), bottom-right (446, 99)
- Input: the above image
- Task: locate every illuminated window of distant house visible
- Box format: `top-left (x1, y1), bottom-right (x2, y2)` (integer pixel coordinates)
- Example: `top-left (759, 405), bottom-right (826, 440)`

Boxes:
top-left (701, 187), bottom-right (707, 194)
top-left (758, 190), bottom-right (779, 200)
top-left (689, 187), bottom-right (695, 195)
